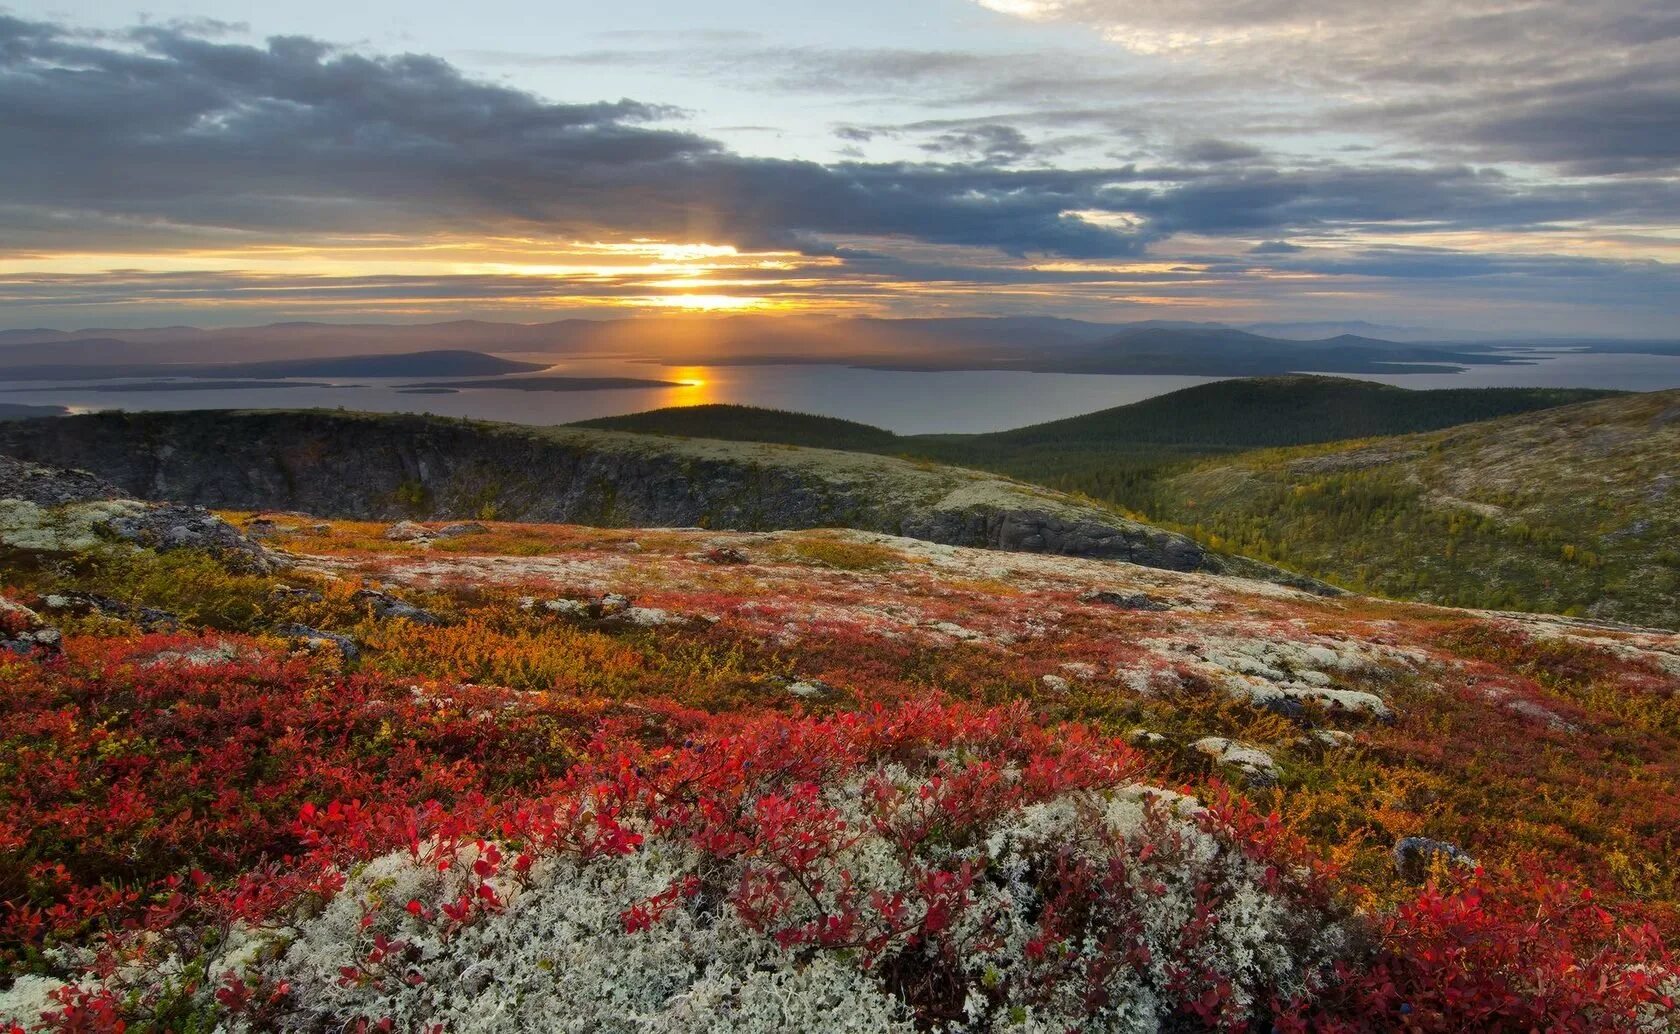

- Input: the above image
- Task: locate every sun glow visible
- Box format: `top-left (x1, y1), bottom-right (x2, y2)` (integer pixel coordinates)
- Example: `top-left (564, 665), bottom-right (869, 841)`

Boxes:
top-left (642, 294), bottom-right (778, 311)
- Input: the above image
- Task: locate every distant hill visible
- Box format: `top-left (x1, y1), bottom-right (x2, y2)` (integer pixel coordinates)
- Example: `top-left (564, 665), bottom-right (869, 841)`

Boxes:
top-left (0, 350), bottom-right (544, 381)
top-left (575, 404), bottom-right (900, 450)
top-left (966, 376), bottom-right (1620, 450)
top-left (0, 314), bottom-right (1612, 377)
top-left (1147, 390), bottom-right (1680, 627)
top-left (581, 376), bottom-right (1619, 456)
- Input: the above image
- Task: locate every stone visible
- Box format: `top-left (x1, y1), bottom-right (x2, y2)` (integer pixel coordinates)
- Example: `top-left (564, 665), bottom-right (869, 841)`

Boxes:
top-left (784, 678), bottom-right (834, 699)
top-left (0, 455), bottom-right (124, 507)
top-left (33, 591), bottom-right (177, 631)
top-left (434, 522), bottom-right (489, 538)
top-left (1191, 737), bottom-right (1280, 787)
top-left (384, 520), bottom-right (431, 541)
top-left (352, 588), bottom-right (443, 625)
top-left (1079, 589), bottom-right (1170, 611)
top-left (1393, 836), bottom-right (1476, 882)
top-left (278, 623), bottom-right (360, 661)
top-left (699, 546), bottom-right (750, 564)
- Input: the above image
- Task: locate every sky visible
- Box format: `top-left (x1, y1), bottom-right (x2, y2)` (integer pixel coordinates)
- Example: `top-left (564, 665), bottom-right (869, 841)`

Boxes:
top-left (2, 0), bottom-right (1678, 334)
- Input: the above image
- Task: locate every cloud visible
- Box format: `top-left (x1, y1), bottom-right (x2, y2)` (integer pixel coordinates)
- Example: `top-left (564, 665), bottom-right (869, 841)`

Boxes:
top-left (0, 16), bottom-right (1175, 258)
top-left (1178, 139), bottom-right (1265, 164)
top-left (1249, 240), bottom-right (1303, 254)
top-left (919, 124), bottom-right (1041, 164)
top-left (0, 15), bottom-right (1676, 332)
top-left (972, 0), bottom-right (1680, 173)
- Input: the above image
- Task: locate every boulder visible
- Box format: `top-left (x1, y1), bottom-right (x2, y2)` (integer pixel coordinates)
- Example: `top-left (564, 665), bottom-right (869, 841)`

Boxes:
top-left (384, 520), bottom-right (431, 541)
top-left (278, 623), bottom-right (360, 661)
top-left (1192, 736), bottom-right (1279, 787)
top-left (352, 588), bottom-right (444, 625)
top-left (103, 504), bottom-right (281, 573)
top-left (1393, 836), bottom-right (1476, 882)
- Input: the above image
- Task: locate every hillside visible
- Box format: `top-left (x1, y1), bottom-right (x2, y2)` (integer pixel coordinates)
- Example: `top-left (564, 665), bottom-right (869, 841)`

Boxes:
top-left (578, 378), bottom-right (1621, 514)
top-left (0, 459), bottom-right (1676, 1031)
top-left (0, 409), bottom-right (1307, 585)
top-left (962, 376), bottom-right (1621, 450)
top-left (1147, 390), bottom-right (1680, 627)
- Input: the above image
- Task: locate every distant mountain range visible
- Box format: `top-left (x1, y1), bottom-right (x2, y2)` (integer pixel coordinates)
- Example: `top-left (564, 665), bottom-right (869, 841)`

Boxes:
top-left (2, 316), bottom-right (1674, 380)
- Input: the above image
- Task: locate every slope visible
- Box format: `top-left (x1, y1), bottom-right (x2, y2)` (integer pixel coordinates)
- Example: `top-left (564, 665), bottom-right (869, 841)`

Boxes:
top-left (0, 408), bottom-right (1308, 585)
top-left (1147, 389), bottom-right (1680, 627)
top-left (1, 465), bottom-right (1676, 1031)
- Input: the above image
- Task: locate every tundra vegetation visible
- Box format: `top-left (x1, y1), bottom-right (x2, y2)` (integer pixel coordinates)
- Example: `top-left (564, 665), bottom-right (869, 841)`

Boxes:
top-left (1, 486), bottom-right (1676, 1031)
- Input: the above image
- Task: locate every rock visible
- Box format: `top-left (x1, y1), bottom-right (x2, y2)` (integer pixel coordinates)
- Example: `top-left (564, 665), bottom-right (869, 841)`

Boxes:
top-left (1393, 836), bottom-right (1476, 882)
top-left (1079, 590), bottom-right (1170, 612)
top-left (434, 522), bottom-right (489, 538)
top-left (243, 516), bottom-right (301, 539)
top-left (1128, 728), bottom-right (1168, 747)
top-left (597, 593), bottom-right (633, 617)
top-left (0, 454), bottom-right (124, 507)
top-left (278, 623), bottom-right (360, 661)
top-left (784, 678), bottom-right (834, 700)
top-left (539, 598), bottom-right (593, 618)
top-left (618, 541), bottom-right (643, 553)
top-left (139, 640), bottom-right (253, 669)
top-left (269, 584), bottom-right (325, 604)
top-left (1039, 673), bottom-right (1072, 693)
top-left (1306, 729), bottom-right (1355, 749)
top-left (352, 588), bottom-right (443, 625)
top-left (699, 546), bottom-right (750, 564)
top-left (0, 597), bottom-right (60, 655)
top-left (98, 503), bottom-right (282, 573)
top-left (34, 591), bottom-right (177, 631)
top-left (1191, 737), bottom-right (1279, 787)
top-left (384, 520), bottom-right (431, 541)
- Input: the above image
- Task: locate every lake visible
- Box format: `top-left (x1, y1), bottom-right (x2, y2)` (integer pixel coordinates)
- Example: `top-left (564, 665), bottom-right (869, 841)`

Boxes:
top-left (6, 348), bottom-right (1680, 436)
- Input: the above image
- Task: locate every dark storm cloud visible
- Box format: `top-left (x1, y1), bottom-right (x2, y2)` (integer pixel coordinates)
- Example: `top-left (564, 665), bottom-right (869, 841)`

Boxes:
top-left (0, 16), bottom-right (1176, 258)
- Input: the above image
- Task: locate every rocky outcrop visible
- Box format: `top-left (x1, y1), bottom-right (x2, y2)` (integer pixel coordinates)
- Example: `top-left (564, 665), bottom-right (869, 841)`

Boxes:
top-left (0, 410), bottom-right (1328, 588)
top-left (0, 454), bottom-right (281, 572)
top-left (0, 454), bottom-right (124, 507)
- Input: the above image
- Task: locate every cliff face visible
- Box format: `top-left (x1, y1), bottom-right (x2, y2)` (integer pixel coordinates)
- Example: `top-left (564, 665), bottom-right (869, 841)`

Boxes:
top-left (0, 409), bottom-right (1319, 586)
